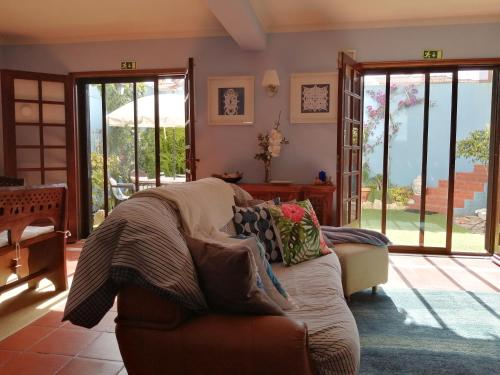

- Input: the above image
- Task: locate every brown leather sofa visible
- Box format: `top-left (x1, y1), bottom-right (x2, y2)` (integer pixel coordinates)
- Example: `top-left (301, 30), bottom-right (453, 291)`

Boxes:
top-left (116, 285), bottom-right (316, 375)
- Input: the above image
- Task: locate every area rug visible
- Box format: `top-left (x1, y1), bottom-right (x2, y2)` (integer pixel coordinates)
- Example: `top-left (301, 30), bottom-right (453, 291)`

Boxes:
top-left (349, 288), bottom-right (500, 375)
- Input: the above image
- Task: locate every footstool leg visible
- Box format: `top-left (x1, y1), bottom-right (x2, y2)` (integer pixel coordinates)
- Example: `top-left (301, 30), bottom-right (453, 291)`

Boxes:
top-left (372, 286), bottom-right (378, 294)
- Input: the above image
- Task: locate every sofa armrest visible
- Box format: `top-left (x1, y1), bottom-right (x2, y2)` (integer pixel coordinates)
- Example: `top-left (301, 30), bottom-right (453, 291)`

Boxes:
top-left (116, 313), bottom-right (315, 375)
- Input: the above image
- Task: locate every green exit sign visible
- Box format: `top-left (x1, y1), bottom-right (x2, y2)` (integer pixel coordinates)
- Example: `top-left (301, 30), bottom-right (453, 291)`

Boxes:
top-left (423, 50), bottom-right (443, 59)
top-left (121, 61), bottom-right (137, 70)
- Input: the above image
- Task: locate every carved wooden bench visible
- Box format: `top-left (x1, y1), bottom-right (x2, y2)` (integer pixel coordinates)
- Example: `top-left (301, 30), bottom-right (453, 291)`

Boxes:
top-left (0, 184), bottom-right (68, 294)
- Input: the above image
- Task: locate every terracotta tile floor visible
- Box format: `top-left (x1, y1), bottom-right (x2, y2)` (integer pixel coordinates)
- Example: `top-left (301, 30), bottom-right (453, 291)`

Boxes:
top-left (0, 242), bottom-right (498, 374)
top-left (0, 243), bottom-right (127, 375)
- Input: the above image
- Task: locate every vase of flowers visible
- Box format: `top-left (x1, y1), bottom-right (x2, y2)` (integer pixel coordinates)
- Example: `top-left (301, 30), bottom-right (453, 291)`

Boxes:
top-left (255, 111), bottom-right (289, 183)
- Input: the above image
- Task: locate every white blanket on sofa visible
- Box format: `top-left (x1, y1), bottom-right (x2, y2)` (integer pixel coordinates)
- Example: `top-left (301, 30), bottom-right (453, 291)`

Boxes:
top-left (132, 177), bottom-right (236, 242)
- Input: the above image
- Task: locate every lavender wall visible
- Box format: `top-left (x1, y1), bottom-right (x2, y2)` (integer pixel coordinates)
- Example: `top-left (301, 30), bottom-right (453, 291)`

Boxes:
top-left (1, 22), bottom-right (500, 183)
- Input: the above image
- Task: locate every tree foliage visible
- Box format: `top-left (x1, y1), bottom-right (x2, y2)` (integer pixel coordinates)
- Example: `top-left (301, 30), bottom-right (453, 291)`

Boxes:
top-left (456, 128), bottom-right (490, 165)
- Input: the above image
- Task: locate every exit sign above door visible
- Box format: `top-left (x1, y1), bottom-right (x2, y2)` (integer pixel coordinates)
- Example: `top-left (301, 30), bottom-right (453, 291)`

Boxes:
top-left (121, 61), bottom-right (137, 70)
top-left (423, 50), bottom-right (443, 59)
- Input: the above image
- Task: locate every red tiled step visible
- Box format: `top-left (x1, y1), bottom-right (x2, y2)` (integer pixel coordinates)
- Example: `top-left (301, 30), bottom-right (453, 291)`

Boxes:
top-left (410, 197), bottom-right (472, 210)
top-left (408, 202), bottom-right (464, 211)
top-left (455, 174), bottom-right (488, 183)
top-left (438, 181), bottom-right (486, 191)
top-left (405, 165), bottom-right (487, 214)
top-left (424, 205), bottom-right (448, 213)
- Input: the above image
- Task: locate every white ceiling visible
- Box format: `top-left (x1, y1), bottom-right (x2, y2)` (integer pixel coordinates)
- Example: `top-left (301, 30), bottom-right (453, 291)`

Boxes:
top-left (0, 0), bottom-right (226, 45)
top-left (250, 0), bottom-right (500, 32)
top-left (0, 0), bottom-right (499, 46)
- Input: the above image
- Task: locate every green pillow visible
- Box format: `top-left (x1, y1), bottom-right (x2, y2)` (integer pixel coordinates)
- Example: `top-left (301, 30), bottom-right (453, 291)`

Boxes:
top-left (269, 199), bottom-right (331, 266)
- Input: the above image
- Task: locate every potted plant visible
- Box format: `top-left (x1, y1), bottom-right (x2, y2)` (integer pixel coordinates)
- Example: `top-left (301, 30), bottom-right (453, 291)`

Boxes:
top-left (361, 187), bottom-right (372, 202)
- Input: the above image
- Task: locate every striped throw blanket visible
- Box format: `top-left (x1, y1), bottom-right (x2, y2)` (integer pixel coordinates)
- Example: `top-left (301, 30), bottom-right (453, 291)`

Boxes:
top-left (321, 226), bottom-right (391, 247)
top-left (63, 197), bottom-right (207, 328)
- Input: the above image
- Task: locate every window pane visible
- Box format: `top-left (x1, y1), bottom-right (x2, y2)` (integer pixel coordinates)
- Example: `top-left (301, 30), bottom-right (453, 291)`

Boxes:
top-left (452, 70), bottom-right (492, 253)
top-left (42, 103), bottom-right (65, 124)
top-left (44, 149), bottom-right (66, 168)
top-left (17, 171), bottom-right (41, 185)
top-left (45, 170), bottom-right (67, 184)
top-left (158, 78), bottom-right (186, 184)
top-left (42, 81), bottom-right (65, 102)
top-left (17, 148), bottom-right (40, 168)
top-left (14, 79), bottom-right (38, 100)
top-left (106, 83), bottom-right (136, 212)
top-left (16, 125), bottom-right (40, 145)
top-left (386, 74), bottom-right (425, 246)
top-left (361, 75), bottom-right (386, 232)
top-left (43, 126), bottom-right (66, 146)
top-left (15, 102), bottom-right (39, 123)
top-left (88, 84), bottom-right (105, 229)
top-left (136, 81), bottom-right (157, 190)
top-left (423, 73), bottom-right (452, 248)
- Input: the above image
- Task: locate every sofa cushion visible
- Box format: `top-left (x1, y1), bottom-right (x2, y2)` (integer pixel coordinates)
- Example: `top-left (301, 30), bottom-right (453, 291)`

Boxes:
top-left (229, 183), bottom-right (253, 205)
top-left (232, 204), bottom-right (282, 262)
top-left (186, 237), bottom-right (284, 316)
top-left (269, 199), bottom-right (331, 266)
top-left (273, 253), bottom-right (360, 374)
top-left (232, 235), bottom-right (292, 311)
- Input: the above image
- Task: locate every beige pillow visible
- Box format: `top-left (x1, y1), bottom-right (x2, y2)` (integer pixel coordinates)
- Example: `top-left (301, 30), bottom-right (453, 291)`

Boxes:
top-left (229, 183), bottom-right (254, 206)
top-left (186, 237), bottom-right (284, 316)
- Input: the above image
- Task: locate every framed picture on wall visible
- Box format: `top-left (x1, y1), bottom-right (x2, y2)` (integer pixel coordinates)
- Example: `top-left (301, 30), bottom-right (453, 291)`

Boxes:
top-left (208, 76), bottom-right (254, 125)
top-left (290, 72), bottom-right (338, 124)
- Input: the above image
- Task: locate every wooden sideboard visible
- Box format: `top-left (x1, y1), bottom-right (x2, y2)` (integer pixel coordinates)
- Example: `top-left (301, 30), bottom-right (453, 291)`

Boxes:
top-left (239, 184), bottom-right (336, 226)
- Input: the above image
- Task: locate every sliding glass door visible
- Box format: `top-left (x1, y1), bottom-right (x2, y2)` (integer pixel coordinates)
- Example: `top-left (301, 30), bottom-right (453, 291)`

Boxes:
top-left (361, 68), bottom-right (496, 254)
top-left (79, 76), bottom-right (187, 234)
top-left (452, 71), bottom-right (493, 252)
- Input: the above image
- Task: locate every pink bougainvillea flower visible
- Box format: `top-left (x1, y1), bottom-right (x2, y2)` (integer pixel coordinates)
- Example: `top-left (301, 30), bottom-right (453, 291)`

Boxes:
top-left (281, 203), bottom-right (305, 223)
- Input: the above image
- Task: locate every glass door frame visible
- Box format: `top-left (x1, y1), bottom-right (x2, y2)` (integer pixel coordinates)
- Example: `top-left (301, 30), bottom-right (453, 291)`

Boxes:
top-left (75, 71), bottom-right (185, 237)
top-left (360, 61), bottom-right (500, 256)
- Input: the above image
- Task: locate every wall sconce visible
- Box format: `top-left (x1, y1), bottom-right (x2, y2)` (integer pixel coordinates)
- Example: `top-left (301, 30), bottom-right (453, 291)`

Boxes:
top-left (262, 69), bottom-right (280, 97)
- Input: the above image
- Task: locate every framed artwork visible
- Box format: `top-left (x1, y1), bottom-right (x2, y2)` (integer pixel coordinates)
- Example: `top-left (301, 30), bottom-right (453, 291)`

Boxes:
top-left (290, 72), bottom-right (338, 124)
top-left (208, 76), bottom-right (254, 125)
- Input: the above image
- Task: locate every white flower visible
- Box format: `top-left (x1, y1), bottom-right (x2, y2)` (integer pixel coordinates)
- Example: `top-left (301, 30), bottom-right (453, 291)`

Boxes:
top-left (269, 129), bottom-right (283, 145)
top-left (268, 144), bottom-right (281, 157)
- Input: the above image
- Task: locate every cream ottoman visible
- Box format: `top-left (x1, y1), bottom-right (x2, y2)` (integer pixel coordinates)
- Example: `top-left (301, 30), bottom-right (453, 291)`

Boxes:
top-left (333, 243), bottom-right (389, 300)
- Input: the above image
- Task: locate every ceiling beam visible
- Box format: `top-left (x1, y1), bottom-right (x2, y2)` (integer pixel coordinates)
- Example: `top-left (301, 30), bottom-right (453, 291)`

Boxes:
top-left (204, 0), bottom-right (266, 50)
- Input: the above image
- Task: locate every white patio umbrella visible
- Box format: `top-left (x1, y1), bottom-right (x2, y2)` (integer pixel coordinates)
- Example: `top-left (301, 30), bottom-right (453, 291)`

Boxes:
top-left (106, 93), bottom-right (185, 128)
top-left (106, 93), bottom-right (186, 182)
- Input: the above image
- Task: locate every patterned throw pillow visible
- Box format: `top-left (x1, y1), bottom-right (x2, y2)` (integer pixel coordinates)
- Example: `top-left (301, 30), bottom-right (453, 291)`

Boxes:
top-left (269, 199), bottom-right (332, 266)
top-left (186, 237), bottom-right (284, 316)
top-left (232, 204), bottom-right (282, 262)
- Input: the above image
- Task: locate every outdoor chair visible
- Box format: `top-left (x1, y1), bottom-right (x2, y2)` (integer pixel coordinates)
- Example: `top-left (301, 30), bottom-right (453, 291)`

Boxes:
top-left (109, 177), bottom-right (135, 206)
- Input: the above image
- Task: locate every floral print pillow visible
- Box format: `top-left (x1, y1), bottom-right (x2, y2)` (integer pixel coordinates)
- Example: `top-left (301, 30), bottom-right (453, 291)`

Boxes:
top-left (269, 199), bottom-right (332, 266)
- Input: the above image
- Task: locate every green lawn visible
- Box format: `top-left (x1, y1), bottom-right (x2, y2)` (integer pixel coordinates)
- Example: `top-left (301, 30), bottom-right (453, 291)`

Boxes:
top-left (361, 209), bottom-right (486, 253)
